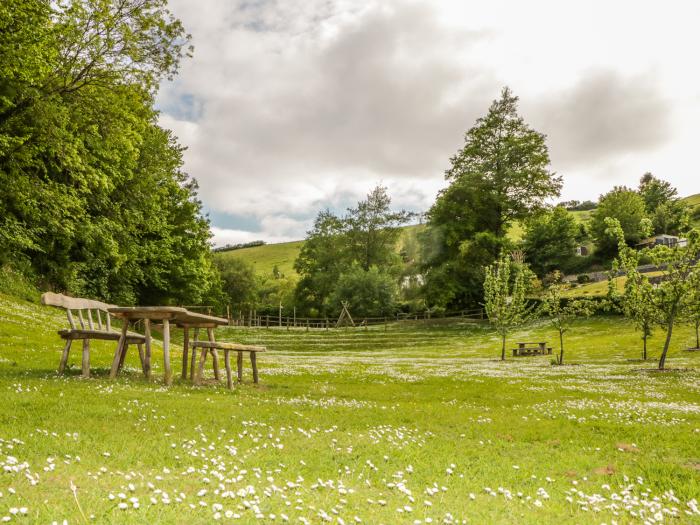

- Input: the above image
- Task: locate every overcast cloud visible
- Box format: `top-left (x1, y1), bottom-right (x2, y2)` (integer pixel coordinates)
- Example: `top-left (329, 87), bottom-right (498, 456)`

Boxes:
top-left (157, 0), bottom-right (700, 246)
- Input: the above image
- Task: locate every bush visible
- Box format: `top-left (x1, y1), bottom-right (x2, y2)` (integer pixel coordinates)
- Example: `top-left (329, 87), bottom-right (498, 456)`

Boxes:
top-left (576, 274), bottom-right (591, 284)
top-left (0, 265), bottom-right (40, 303)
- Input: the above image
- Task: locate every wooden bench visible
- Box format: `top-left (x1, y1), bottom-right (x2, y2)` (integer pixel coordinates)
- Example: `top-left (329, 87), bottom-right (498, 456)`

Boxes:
top-left (512, 342), bottom-right (552, 357)
top-left (42, 292), bottom-right (146, 377)
top-left (192, 339), bottom-right (266, 388)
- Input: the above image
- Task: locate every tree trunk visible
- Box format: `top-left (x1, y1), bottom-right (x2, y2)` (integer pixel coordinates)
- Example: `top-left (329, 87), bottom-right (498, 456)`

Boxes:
top-left (558, 330), bottom-right (564, 365)
top-left (642, 332), bottom-right (647, 361)
top-left (501, 334), bottom-right (506, 361)
top-left (658, 312), bottom-right (676, 370)
top-left (695, 318), bottom-right (699, 350)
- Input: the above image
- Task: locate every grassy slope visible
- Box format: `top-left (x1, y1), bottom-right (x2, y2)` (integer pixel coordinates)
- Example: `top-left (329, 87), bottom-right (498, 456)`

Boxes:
top-left (1, 292), bottom-right (699, 524)
top-left (214, 225), bottom-right (426, 279)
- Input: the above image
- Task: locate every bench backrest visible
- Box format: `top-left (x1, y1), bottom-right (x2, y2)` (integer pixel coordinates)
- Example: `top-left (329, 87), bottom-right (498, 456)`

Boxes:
top-left (41, 292), bottom-right (117, 332)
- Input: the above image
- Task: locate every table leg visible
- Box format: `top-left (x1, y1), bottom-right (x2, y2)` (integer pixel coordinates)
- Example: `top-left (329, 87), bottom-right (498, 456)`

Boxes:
top-left (117, 342), bottom-right (129, 371)
top-left (195, 348), bottom-right (207, 385)
top-left (190, 328), bottom-right (199, 380)
top-left (207, 327), bottom-right (220, 381)
top-left (137, 344), bottom-right (146, 374)
top-left (182, 326), bottom-right (190, 379)
top-left (163, 319), bottom-right (172, 385)
top-left (110, 320), bottom-right (129, 379)
top-left (250, 352), bottom-right (259, 384)
top-left (143, 319), bottom-right (152, 379)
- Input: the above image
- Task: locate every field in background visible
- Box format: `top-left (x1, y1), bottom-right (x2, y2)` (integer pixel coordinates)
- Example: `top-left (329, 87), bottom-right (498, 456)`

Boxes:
top-left (1, 293), bottom-right (700, 524)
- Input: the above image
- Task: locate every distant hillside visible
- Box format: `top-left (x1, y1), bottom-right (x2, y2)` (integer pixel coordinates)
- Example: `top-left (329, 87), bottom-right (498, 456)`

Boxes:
top-left (213, 197), bottom-right (698, 280)
top-left (214, 224), bottom-right (426, 279)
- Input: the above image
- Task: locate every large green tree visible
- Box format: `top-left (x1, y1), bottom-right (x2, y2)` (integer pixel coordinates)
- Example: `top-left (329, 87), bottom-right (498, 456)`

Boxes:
top-left (522, 206), bottom-right (583, 277)
top-left (423, 87), bottom-right (562, 309)
top-left (590, 187), bottom-right (648, 257)
top-left (0, 0), bottom-right (217, 305)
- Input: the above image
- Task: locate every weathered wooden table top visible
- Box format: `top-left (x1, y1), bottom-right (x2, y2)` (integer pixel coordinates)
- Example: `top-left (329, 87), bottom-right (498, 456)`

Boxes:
top-left (107, 306), bottom-right (227, 326)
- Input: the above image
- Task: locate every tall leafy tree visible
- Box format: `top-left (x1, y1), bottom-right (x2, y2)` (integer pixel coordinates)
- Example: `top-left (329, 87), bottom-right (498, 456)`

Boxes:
top-left (294, 210), bottom-right (346, 316)
top-left (345, 185), bottom-right (413, 272)
top-left (590, 187), bottom-right (648, 257)
top-left (424, 87), bottom-right (562, 309)
top-left (522, 206), bottom-right (583, 277)
top-left (483, 253), bottom-right (532, 361)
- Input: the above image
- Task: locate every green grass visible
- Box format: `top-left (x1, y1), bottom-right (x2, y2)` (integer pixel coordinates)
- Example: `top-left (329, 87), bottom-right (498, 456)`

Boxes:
top-left (214, 241), bottom-right (304, 278)
top-left (1, 292), bottom-right (700, 524)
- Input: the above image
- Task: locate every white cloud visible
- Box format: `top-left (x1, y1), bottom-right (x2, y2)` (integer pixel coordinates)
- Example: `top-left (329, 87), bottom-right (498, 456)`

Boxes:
top-left (159, 0), bottom-right (700, 245)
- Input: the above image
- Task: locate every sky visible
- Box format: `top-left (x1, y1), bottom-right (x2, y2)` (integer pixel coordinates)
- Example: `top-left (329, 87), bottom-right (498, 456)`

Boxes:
top-left (156, 0), bottom-right (700, 247)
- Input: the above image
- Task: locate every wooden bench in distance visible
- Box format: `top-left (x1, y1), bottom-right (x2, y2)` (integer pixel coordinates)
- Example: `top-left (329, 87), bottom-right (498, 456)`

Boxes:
top-left (191, 341), bottom-right (266, 388)
top-left (42, 292), bottom-right (146, 377)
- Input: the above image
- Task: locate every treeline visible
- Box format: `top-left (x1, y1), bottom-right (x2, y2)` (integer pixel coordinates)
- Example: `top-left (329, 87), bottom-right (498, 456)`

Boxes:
top-left (0, 0), bottom-right (219, 305)
top-left (212, 241), bottom-right (266, 253)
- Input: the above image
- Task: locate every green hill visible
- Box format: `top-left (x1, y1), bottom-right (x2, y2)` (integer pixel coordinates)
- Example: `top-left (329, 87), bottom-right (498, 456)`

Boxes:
top-left (214, 224), bottom-right (427, 278)
top-left (212, 197), bottom-right (700, 281)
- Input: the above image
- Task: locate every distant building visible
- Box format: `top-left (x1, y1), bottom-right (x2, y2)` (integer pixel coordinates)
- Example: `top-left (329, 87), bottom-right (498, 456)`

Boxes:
top-left (575, 245), bottom-right (589, 257)
top-left (636, 234), bottom-right (688, 249)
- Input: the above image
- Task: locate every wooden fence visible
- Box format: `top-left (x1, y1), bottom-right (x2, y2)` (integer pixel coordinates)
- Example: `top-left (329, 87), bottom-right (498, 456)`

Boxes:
top-left (222, 308), bottom-right (485, 330)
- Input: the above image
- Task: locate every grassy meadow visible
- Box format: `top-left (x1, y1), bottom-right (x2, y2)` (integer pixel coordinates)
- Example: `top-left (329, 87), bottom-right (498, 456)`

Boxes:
top-left (1, 293), bottom-right (700, 524)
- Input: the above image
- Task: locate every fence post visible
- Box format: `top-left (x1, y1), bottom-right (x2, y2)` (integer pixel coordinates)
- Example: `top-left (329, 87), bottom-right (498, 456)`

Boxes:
top-left (266, 315), bottom-right (269, 329)
top-left (293, 307), bottom-right (296, 328)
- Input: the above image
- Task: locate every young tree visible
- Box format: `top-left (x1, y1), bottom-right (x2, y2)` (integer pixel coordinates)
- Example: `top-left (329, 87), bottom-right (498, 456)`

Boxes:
top-left (591, 187), bottom-right (648, 257)
top-left (683, 277), bottom-right (700, 350)
top-left (607, 218), bottom-right (700, 369)
top-left (425, 87), bottom-right (562, 309)
top-left (541, 275), bottom-right (594, 365)
top-left (483, 253), bottom-right (532, 361)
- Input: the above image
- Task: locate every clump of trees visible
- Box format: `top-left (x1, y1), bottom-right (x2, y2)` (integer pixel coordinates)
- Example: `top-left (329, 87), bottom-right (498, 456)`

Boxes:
top-left (293, 186), bottom-right (412, 317)
top-left (0, 0), bottom-right (219, 305)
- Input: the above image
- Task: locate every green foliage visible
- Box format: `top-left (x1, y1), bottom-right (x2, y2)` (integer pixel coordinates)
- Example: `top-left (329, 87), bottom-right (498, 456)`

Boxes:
top-left (522, 206), bottom-right (583, 277)
top-left (541, 274), bottom-right (594, 365)
top-left (0, 0), bottom-right (218, 305)
top-left (329, 264), bottom-right (398, 318)
top-left (424, 87), bottom-right (561, 310)
top-left (483, 252), bottom-right (532, 360)
top-left (591, 187), bottom-right (648, 257)
top-left (638, 173), bottom-right (688, 235)
top-left (215, 258), bottom-right (259, 311)
top-left (294, 187), bottom-right (410, 316)
top-left (607, 217), bottom-right (700, 369)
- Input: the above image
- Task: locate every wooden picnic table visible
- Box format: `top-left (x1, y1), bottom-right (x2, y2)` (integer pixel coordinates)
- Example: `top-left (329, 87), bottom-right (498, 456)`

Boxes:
top-left (107, 307), bottom-right (228, 385)
top-left (513, 342), bottom-right (552, 357)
